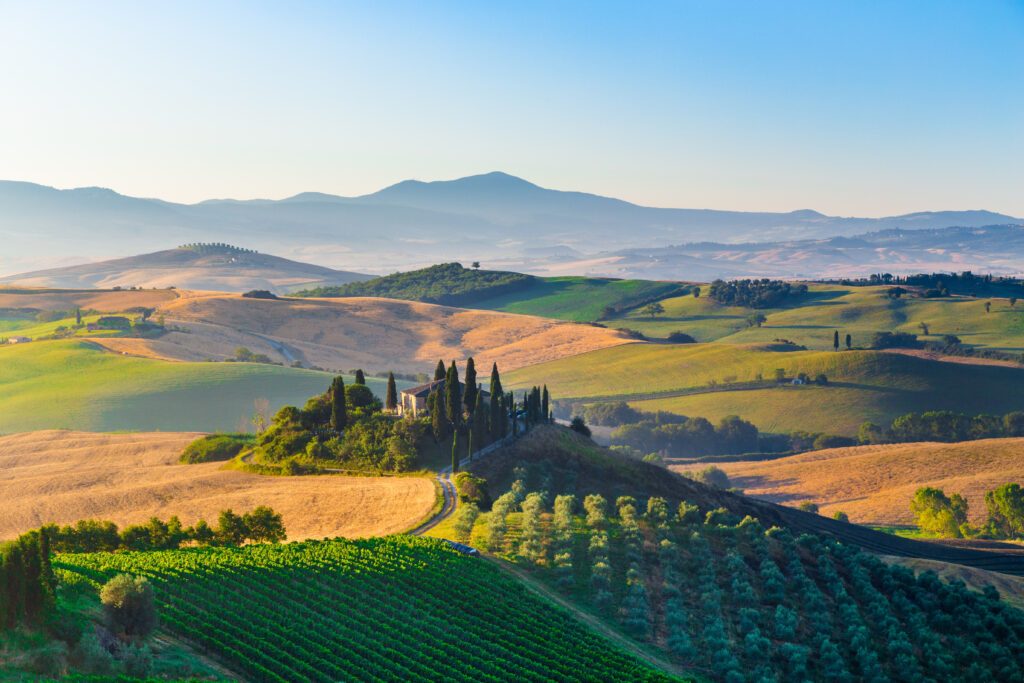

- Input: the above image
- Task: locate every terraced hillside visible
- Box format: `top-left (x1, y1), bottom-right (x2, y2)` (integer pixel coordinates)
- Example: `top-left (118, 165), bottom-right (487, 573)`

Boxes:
top-left (0, 339), bottom-right (364, 432)
top-left (0, 430), bottom-right (436, 539)
top-left (56, 537), bottom-right (680, 682)
top-left (679, 438), bottom-right (1024, 525)
top-left (508, 343), bottom-right (1024, 435)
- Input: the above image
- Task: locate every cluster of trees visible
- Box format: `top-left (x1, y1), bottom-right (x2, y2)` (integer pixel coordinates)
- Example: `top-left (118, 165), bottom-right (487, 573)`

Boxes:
top-left (0, 530), bottom-right (55, 632)
top-left (707, 279), bottom-right (808, 308)
top-left (912, 483), bottom-right (1024, 540)
top-left (839, 271), bottom-right (1024, 298)
top-left (870, 331), bottom-right (922, 349)
top-left (859, 409), bottom-right (1024, 445)
top-left (43, 508), bottom-right (286, 552)
top-left (178, 243), bottom-right (257, 254)
top-left (610, 413), bottom-right (760, 457)
top-left (294, 262), bottom-right (535, 305)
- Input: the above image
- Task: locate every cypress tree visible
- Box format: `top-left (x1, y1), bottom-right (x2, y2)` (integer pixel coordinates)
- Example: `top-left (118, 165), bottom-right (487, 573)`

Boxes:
top-left (429, 389), bottom-right (449, 441)
top-left (472, 390), bottom-right (487, 449)
top-left (845, 333), bottom-right (852, 350)
top-left (833, 330), bottom-right (840, 351)
top-left (463, 357), bottom-right (477, 414)
top-left (434, 359), bottom-right (446, 381)
top-left (385, 372), bottom-right (398, 412)
top-left (510, 391), bottom-right (518, 436)
top-left (75, 307), bottom-right (82, 325)
top-left (445, 361), bottom-right (461, 428)
top-left (467, 429), bottom-right (474, 463)
top-left (354, 369), bottom-right (366, 385)
top-left (542, 385), bottom-right (550, 423)
top-left (330, 376), bottom-right (347, 431)
top-left (489, 363), bottom-right (504, 439)
top-left (451, 431), bottom-right (459, 474)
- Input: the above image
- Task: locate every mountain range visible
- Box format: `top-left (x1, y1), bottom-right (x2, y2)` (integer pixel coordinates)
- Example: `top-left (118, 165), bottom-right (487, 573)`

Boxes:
top-left (1, 171), bottom-right (1020, 279)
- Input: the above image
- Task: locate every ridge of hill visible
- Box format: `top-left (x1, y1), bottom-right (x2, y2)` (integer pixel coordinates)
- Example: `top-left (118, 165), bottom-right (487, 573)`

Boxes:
top-left (0, 244), bottom-right (369, 294)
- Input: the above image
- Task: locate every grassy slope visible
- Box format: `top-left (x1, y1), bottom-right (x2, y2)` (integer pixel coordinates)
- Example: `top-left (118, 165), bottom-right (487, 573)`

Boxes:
top-left (509, 344), bottom-right (1024, 435)
top-left (0, 312), bottom-right (118, 339)
top-left (470, 276), bottom-right (685, 322)
top-left (0, 339), bottom-right (386, 433)
top-left (609, 284), bottom-right (1024, 349)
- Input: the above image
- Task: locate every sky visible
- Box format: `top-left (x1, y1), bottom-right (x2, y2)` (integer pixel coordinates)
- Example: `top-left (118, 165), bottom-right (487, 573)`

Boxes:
top-left (0, 0), bottom-right (1021, 216)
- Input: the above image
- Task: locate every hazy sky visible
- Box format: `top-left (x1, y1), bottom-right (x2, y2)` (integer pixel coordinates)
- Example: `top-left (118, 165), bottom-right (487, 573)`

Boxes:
top-left (1, 1), bottom-right (1021, 216)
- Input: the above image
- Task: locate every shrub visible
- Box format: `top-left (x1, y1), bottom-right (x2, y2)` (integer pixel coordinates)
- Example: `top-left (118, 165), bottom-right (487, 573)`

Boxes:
top-left (180, 434), bottom-right (251, 463)
top-left (241, 290), bottom-right (278, 299)
top-left (569, 416), bottom-right (591, 437)
top-left (666, 331), bottom-right (697, 344)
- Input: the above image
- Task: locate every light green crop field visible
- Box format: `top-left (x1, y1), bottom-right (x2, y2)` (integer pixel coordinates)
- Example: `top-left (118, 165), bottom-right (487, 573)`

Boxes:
top-left (470, 276), bottom-right (686, 322)
top-left (509, 343), bottom-right (1024, 435)
top-left (0, 313), bottom-right (118, 340)
top-left (0, 340), bottom-right (400, 433)
top-left (606, 284), bottom-right (1024, 350)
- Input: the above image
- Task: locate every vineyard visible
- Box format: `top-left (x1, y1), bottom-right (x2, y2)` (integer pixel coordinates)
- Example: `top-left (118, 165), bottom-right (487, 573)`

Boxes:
top-left (53, 536), bottom-right (680, 682)
top-left (459, 479), bottom-right (1024, 682)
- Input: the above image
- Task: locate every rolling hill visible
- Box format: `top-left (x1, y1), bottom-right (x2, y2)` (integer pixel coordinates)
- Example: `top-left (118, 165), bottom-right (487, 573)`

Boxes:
top-left (0, 244), bottom-right (369, 294)
top-left (508, 343), bottom-right (1024, 435)
top-left (677, 438), bottom-right (1024, 526)
top-left (0, 339), bottom-right (361, 433)
top-left (0, 430), bottom-right (435, 539)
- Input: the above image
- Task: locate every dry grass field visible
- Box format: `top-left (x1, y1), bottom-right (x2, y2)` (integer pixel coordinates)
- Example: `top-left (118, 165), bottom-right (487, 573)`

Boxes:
top-left (0, 430), bottom-right (436, 540)
top-left (105, 292), bottom-right (635, 373)
top-left (0, 287), bottom-right (178, 311)
top-left (674, 438), bottom-right (1024, 525)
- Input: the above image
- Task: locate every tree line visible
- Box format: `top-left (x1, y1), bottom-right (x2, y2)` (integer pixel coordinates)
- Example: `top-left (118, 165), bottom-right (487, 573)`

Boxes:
top-left (860, 409), bottom-right (1024, 445)
top-left (707, 279), bottom-right (808, 308)
top-left (911, 483), bottom-right (1024, 540)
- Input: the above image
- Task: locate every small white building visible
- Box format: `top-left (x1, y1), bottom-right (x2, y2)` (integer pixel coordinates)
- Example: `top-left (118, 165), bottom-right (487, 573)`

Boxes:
top-left (7, 336), bottom-right (30, 344)
top-left (398, 379), bottom-right (489, 417)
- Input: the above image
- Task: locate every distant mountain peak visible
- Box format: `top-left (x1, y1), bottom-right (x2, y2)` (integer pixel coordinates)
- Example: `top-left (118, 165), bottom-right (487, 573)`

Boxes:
top-left (372, 171), bottom-right (541, 196)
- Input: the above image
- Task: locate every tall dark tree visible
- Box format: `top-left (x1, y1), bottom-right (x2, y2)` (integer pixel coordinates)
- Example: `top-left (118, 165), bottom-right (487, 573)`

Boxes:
top-left (330, 376), bottom-right (347, 431)
top-left (489, 363), bottom-right (504, 439)
top-left (833, 330), bottom-right (840, 351)
top-left (845, 333), bottom-right (852, 350)
top-left (471, 390), bottom-right (488, 452)
top-left (445, 361), bottom-right (462, 428)
top-left (385, 372), bottom-right (398, 412)
top-left (354, 369), bottom-right (366, 385)
top-left (75, 307), bottom-right (82, 325)
top-left (434, 359), bottom-right (446, 381)
top-left (451, 431), bottom-right (459, 474)
top-left (463, 357), bottom-right (478, 414)
top-left (542, 385), bottom-right (550, 423)
top-left (429, 389), bottom-right (449, 441)
top-left (509, 391), bottom-right (518, 436)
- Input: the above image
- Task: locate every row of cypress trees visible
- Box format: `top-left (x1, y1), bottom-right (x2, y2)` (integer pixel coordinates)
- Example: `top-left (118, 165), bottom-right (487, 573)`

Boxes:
top-left (0, 529), bottom-right (56, 632)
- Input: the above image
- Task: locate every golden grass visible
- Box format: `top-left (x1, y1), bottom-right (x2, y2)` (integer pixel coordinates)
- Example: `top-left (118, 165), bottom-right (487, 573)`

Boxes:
top-left (674, 438), bottom-right (1024, 525)
top-left (0, 288), bottom-right (178, 311)
top-left (116, 292), bottom-right (635, 373)
top-left (0, 430), bottom-right (436, 541)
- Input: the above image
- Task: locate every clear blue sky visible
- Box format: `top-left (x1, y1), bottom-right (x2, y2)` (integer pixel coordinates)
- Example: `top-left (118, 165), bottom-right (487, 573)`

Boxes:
top-left (0, 0), bottom-right (1021, 215)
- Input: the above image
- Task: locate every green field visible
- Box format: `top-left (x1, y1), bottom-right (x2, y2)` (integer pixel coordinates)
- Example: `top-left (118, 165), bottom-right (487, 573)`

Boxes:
top-left (508, 344), bottom-right (1024, 436)
top-left (606, 284), bottom-right (1024, 350)
top-left (0, 312), bottom-right (124, 340)
top-left (471, 276), bottom-right (687, 322)
top-left (55, 536), bottom-right (678, 682)
top-left (0, 340), bottom-right (401, 433)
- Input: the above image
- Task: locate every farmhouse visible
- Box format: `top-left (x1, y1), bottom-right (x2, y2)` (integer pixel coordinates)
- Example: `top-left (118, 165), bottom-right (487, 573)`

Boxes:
top-left (6, 336), bottom-right (30, 344)
top-left (398, 379), bottom-right (489, 417)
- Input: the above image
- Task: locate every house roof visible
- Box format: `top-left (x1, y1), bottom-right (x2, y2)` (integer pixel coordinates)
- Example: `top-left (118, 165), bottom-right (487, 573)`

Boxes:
top-left (401, 378), bottom-right (490, 399)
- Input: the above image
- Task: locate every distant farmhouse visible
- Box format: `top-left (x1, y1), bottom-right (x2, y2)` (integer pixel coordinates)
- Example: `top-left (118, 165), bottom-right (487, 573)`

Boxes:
top-left (6, 336), bottom-right (30, 344)
top-left (398, 379), bottom-right (489, 417)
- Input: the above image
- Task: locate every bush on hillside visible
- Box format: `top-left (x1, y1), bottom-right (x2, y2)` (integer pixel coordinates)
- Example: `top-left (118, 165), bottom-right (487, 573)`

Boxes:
top-left (666, 331), bottom-right (697, 344)
top-left (870, 331), bottom-right (921, 349)
top-left (180, 434), bottom-right (252, 463)
top-left (241, 290), bottom-right (278, 299)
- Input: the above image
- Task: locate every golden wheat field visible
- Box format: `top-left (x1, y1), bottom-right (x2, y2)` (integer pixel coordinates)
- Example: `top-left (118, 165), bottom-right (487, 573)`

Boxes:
top-left (98, 292), bottom-right (635, 373)
top-left (0, 430), bottom-right (436, 540)
top-left (0, 287), bottom-right (179, 311)
top-left (674, 438), bottom-right (1024, 525)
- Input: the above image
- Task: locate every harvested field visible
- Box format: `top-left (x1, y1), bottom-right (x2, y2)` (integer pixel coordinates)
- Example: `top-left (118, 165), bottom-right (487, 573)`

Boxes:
top-left (675, 437), bottom-right (1024, 525)
top-left (0, 287), bottom-right (178, 311)
top-left (0, 431), bottom-right (436, 540)
top-left (116, 292), bottom-right (635, 373)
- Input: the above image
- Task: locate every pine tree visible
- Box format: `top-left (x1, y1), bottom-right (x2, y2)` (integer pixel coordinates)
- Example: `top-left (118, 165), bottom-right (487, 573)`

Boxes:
top-left (542, 385), bottom-right (550, 423)
top-left (354, 369), bottom-right (366, 385)
top-left (451, 431), bottom-right (459, 474)
top-left (330, 376), bottom-right (347, 431)
top-left (385, 372), bottom-right (398, 412)
top-left (833, 330), bottom-right (840, 351)
top-left (445, 361), bottom-right (461, 428)
top-left (434, 359), bottom-right (446, 381)
top-left (463, 357), bottom-right (477, 415)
